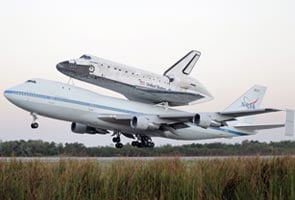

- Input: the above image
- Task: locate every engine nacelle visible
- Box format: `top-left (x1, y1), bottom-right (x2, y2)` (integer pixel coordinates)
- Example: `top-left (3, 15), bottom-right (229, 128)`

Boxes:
top-left (193, 114), bottom-right (213, 129)
top-left (71, 122), bottom-right (96, 134)
top-left (130, 116), bottom-right (158, 130)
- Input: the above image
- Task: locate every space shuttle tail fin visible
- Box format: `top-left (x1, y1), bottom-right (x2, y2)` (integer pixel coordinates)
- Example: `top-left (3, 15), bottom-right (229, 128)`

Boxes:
top-left (163, 50), bottom-right (201, 77)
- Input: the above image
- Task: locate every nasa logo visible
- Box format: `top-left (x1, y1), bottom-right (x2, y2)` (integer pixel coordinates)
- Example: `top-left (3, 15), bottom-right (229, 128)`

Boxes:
top-left (241, 96), bottom-right (258, 109)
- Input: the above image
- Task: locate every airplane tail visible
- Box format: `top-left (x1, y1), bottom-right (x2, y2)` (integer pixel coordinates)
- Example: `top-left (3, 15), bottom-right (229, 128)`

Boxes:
top-left (224, 85), bottom-right (267, 124)
top-left (224, 85), bottom-right (267, 112)
top-left (163, 50), bottom-right (201, 77)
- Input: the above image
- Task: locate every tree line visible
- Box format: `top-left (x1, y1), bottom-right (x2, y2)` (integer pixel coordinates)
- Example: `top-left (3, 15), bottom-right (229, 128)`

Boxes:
top-left (0, 140), bottom-right (294, 157)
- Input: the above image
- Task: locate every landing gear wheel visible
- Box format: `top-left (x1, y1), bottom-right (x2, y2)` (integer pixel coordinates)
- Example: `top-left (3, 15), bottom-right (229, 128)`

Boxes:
top-left (112, 137), bottom-right (120, 143)
top-left (147, 142), bottom-right (155, 148)
top-left (30, 112), bottom-right (38, 129)
top-left (134, 135), bottom-right (155, 148)
top-left (131, 141), bottom-right (139, 147)
top-left (31, 122), bottom-right (39, 129)
top-left (137, 143), bottom-right (144, 148)
top-left (115, 143), bottom-right (123, 149)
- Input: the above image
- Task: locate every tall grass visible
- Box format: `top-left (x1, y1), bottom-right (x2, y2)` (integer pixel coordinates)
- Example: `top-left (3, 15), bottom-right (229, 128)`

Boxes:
top-left (0, 157), bottom-right (294, 199)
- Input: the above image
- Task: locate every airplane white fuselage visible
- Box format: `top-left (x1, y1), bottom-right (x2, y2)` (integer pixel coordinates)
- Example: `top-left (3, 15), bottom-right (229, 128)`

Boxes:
top-left (57, 55), bottom-right (213, 106)
top-left (4, 79), bottom-right (251, 141)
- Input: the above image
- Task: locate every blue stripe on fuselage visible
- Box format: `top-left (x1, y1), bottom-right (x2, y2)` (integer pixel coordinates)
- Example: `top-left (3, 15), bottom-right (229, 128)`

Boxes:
top-left (4, 90), bottom-right (142, 115)
top-left (209, 127), bottom-right (249, 136)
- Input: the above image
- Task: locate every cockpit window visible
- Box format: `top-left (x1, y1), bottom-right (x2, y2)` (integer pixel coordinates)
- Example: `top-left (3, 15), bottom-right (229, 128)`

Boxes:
top-left (26, 80), bottom-right (36, 84)
top-left (80, 55), bottom-right (92, 60)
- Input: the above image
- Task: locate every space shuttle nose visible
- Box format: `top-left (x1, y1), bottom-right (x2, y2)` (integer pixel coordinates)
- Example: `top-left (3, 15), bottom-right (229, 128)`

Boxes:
top-left (56, 61), bottom-right (72, 73)
top-left (56, 61), bottom-right (66, 71)
top-left (56, 63), bottom-right (63, 70)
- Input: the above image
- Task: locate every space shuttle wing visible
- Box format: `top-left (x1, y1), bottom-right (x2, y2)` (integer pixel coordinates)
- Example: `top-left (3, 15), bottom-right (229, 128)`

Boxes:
top-left (125, 87), bottom-right (205, 106)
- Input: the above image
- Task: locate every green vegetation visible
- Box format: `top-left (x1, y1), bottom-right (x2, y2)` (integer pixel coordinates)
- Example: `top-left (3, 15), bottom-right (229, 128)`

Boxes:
top-left (0, 157), bottom-right (294, 199)
top-left (0, 140), bottom-right (295, 156)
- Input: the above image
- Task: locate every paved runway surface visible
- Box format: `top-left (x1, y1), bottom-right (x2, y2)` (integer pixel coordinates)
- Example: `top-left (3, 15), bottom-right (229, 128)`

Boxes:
top-left (0, 156), bottom-right (291, 162)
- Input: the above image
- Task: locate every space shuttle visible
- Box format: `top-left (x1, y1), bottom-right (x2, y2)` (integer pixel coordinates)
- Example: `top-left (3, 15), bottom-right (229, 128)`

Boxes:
top-left (56, 50), bottom-right (213, 106)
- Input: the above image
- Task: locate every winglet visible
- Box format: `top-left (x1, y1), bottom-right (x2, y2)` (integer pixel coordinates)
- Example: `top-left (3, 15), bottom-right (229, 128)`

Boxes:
top-left (285, 109), bottom-right (294, 136)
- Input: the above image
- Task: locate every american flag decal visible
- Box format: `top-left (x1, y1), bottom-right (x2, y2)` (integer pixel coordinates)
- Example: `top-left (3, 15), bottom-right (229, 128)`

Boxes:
top-left (139, 79), bottom-right (145, 86)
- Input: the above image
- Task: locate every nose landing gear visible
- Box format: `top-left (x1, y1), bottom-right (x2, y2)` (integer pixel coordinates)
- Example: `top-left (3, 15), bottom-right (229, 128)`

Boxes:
top-left (30, 113), bottom-right (39, 129)
top-left (31, 122), bottom-right (39, 129)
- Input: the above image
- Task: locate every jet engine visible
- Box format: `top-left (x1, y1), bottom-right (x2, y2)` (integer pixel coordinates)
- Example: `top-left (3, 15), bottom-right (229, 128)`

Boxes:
top-left (193, 114), bottom-right (221, 128)
top-left (71, 122), bottom-right (97, 134)
top-left (130, 116), bottom-right (158, 130)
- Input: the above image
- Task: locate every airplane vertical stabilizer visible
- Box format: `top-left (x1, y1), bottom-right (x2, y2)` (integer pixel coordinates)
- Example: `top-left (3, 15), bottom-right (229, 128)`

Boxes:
top-left (224, 85), bottom-right (267, 112)
top-left (224, 85), bottom-right (267, 124)
top-left (163, 50), bottom-right (201, 77)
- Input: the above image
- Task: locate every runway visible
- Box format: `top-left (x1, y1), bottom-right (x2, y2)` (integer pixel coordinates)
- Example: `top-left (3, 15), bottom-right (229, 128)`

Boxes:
top-left (0, 155), bottom-right (291, 162)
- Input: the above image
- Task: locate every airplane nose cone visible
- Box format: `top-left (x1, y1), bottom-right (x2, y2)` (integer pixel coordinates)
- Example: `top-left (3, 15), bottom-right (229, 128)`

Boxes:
top-left (3, 89), bottom-right (13, 101)
top-left (3, 90), bottom-right (9, 99)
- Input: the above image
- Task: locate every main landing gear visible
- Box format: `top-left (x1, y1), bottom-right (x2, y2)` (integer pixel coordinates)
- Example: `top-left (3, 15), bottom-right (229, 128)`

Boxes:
top-left (112, 132), bottom-right (155, 148)
top-left (131, 135), bottom-right (155, 148)
top-left (112, 131), bottom-right (123, 149)
top-left (30, 112), bottom-right (39, 129)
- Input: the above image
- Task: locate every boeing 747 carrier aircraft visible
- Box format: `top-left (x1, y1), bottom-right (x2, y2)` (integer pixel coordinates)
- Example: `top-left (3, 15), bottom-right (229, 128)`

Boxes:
top-left (56, 50), bottom-right (213, 106)
top-left (4, 79), bottom-right (294, 148)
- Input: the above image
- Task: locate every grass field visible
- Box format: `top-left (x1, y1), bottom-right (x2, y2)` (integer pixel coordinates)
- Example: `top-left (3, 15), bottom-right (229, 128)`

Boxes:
top-left (0, 157), bottom-right (294, 200)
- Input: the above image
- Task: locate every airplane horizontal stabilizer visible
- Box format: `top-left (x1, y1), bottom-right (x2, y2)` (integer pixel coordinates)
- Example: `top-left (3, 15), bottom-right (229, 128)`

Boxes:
top-left (234, 124), bottom-right (284, 131)
top-left (285, 109), bottom-right (294, 136)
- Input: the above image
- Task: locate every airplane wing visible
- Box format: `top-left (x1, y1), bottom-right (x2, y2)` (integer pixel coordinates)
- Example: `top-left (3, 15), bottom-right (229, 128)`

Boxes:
top-left (98, 114), bottom-right (132, 121)
top-left (97, 108), bottom-right (281, 129)
top-left (157, 113), bottom-right (197, 121)
top-left (218, 108), bottom-right (280, 118)
top-left (97, 114), bottom-right (132, 125)
top-left (158, 108), bottom-right (281, 123)
top-left (97, 85), bottom-right (288, 134)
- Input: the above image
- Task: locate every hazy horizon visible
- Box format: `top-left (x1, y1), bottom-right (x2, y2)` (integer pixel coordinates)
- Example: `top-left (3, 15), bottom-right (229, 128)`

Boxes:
top-left (0, 0), bottom-right (294, 146)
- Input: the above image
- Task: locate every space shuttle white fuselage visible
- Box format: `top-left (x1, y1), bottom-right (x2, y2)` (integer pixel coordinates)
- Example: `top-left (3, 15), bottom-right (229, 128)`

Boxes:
top-left (56, 50), bottom-right (213, 106)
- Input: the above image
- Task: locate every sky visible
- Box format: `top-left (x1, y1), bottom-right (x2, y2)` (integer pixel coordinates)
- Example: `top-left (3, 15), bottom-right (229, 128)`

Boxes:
top-left (0, 0), bottom-right (294, 147)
